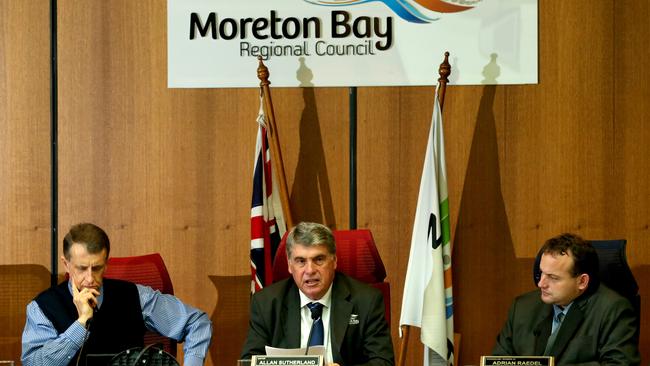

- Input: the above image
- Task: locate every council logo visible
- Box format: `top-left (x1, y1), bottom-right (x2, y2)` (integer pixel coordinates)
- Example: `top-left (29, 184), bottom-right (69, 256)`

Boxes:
top-left (304, 0), bottom-right (480, 23)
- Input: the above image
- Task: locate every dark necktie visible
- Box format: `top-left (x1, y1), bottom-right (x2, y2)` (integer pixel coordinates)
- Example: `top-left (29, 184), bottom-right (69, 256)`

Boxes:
top-left (543, 312), bottom-right (565, 355)
top-left (307, 302), bottom-right (324, 346)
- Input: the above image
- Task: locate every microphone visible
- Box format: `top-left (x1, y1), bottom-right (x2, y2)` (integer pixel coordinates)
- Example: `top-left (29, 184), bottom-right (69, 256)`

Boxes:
top-left (85, 305), bottom-right (98, 329)
top-left (86, 304), bottom-right (98, 330)
top-left (310, 303), bottom-right (323, 320)
top-left (304, 304), bottom-right (323, 355)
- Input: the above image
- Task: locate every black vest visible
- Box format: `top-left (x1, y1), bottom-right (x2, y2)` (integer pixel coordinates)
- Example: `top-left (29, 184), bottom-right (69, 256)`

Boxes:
top-left (35, 279), bottom-right (146, 365)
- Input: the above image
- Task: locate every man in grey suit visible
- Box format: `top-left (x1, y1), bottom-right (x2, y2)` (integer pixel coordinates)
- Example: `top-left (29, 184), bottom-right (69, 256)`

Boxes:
top-left (241, 222), bottom-right (394, 366)
top-left (492, 233), bottom-right (640, 365)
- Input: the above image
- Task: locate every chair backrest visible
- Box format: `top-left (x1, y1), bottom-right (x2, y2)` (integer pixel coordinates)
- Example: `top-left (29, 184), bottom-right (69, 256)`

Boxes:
top-left (0, 264), bottom-right (50, 360)
top-left (272, 229), bottom-right (391, 324)
top-left (589, 240), bottom-right (639, 303)
top-left (532, 239), bottom-right (640, 325)
top-left (104, 253), bottom-right (177, 356)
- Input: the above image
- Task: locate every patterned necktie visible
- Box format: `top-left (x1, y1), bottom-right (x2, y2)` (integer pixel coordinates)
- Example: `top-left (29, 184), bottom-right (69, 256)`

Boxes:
top-left (307, 302), bottom-right (324, 346)
top-left (543, 312), bottom-right (565, 355)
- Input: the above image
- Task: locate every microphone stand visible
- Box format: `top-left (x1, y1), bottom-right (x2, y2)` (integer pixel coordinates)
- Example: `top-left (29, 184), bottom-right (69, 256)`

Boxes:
top-left (304, 318), bottom-right (316, 356)
top-left (75, 306), bottom-right (98, 366)
top-left (75, 318), bottom-right (93, 366)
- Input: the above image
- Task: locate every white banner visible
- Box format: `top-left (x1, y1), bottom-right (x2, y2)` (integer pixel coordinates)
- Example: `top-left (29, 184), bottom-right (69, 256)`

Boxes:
top-left (168, 0), bottom-right (538, 88)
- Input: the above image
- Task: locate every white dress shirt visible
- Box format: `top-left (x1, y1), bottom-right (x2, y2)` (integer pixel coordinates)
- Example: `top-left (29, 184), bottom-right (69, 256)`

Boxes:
top-left (299, 285), bottom-right (334, 364)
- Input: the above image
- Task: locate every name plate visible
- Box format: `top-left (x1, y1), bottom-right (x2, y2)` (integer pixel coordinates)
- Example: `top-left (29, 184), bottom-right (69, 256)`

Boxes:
top-left (251, 355), bottom-right (323, 366)
top-left (480, 356), bottom-right (554, 366)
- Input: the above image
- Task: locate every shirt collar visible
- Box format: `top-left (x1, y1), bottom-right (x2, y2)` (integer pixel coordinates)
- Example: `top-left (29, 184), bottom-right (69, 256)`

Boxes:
top-left (299, 283), bottom-right (333, 309)
top-left (552, 302), bottom-right (572, 319)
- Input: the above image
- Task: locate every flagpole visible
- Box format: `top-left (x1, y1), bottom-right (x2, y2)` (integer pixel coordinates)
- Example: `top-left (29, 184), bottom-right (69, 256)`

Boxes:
top-left (437, 52), bottom-right (452, 256)
top-left (397, 51), bottom-right (451, 366)
top-left (257, 57), bottom-right (294, 229)
top-left (437, 52), bottom-right (451, 108)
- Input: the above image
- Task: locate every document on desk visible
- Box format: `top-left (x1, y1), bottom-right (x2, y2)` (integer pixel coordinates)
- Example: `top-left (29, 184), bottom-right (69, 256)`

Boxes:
top-left (265, 345), bottom-right (325, 356)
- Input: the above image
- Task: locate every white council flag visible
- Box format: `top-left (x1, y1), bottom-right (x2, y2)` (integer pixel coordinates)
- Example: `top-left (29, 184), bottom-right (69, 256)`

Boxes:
top-left (399, 84), bottom-right (454, 366)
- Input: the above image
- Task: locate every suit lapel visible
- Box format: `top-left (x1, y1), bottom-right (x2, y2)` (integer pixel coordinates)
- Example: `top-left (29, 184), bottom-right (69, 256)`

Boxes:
top-left (549, 300), bottom-right (586, 358)
top-left (533, 306), bottom-right (554, 355)
top-left (330, 274), bottom-right (353, 361)
top-left (284, 284), bottom-right (302, 348)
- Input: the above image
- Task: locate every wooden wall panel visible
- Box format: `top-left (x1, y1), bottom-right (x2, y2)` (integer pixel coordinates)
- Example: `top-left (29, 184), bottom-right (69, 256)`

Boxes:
top-left (3, 0), bottom-right (650, 365)
top-left (272, 87), bottom-right (350, 228)
top-left (504, 1), bottom-right (615, 249)
top-left (614, 0), bottom-right (650, 359)
top-left (357, 86), bottom-right (413, 336)
top-left (0, 0), bottom-right (51, 362)
top-left (0, 0), bottom-right (51, 265)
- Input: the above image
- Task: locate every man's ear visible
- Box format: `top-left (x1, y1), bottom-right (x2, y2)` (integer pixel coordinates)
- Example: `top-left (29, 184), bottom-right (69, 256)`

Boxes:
top-left (60, 255), bottom-right (69, 272)
top-left (577, 273), bottom-right (590, 291)
top-left (287, 254), bottom-right (293, 274)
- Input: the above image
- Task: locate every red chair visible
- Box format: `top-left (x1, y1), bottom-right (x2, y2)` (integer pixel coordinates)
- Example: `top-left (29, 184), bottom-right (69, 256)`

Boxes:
top-left (272, 229), bottom-right (391, 325)
top-left (104, 253), bottom-right (177, 356)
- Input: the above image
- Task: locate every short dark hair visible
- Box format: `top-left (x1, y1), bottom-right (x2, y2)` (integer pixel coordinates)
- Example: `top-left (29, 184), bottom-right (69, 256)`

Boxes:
top-left (63, 223), bottom-right (110, 260)
top-left (286, 222), bottom-right (336, 259)
top-left (541, 233), bottom-right (599, 281)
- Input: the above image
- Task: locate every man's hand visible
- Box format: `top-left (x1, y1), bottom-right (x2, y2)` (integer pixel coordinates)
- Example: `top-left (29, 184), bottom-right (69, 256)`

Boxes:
top-left (71, 277), bottom-right (99, 327)
top-left (327, 363), bottom-right (340, 366)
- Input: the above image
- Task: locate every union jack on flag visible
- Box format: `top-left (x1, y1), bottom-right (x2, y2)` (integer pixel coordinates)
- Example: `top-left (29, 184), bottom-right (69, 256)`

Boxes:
top-left (250, 95), bottom-right (286, 293)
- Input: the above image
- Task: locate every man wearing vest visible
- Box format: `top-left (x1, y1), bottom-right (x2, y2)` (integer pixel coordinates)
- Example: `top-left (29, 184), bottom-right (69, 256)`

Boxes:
top-left (240, 222), bottom-right (394, 366)
top-left (492, 233), bottom-right (640, 365)
top-left (21, 223), bottom-right (213, 366)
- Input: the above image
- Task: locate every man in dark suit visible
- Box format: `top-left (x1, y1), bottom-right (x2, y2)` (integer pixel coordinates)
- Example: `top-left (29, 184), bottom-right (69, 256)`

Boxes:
top-left (240, 222), bottom-right (394, 366)
top-left (492, 233), bottom-right (640, 365)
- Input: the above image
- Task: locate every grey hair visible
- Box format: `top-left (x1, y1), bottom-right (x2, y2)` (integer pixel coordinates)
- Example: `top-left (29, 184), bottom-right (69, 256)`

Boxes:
top-left (286, 222), bottom-right (336, 259)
